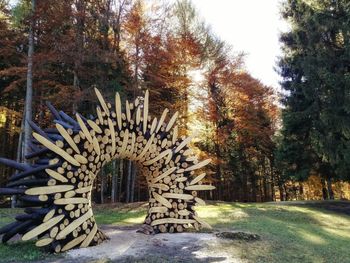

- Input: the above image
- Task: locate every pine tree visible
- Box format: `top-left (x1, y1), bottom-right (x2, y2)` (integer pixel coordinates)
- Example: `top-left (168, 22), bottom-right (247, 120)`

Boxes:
top-left (278, 0), bottom-right (350, 199)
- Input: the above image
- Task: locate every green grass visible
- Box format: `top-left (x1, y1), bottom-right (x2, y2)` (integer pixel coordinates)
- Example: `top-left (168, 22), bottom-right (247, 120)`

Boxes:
top-left (0, 201), bottom-right (350, 262)
top-left (196, 202), bottom-right (350, 263)
top-left (0, 208), bottom-right (55, 263)
top-left (93, 202), bottom-right (147, 225)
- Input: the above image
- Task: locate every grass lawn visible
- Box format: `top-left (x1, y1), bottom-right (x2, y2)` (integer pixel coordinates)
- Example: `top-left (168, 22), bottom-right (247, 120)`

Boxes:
top-left (0, 201), bottom-right (349, 262)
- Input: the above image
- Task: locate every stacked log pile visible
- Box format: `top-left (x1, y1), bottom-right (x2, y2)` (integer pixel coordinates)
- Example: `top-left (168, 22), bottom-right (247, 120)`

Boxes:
top-left (0, 89), bottom-right (214, 252)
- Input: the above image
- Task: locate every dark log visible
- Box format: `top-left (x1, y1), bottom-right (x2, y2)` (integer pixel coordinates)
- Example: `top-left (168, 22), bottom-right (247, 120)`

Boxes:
top-left (0, 158), bottom-right (31, 171)
top-left (7, 178), bottom-right (48, 187)
top-left (28, 141), bottom-right (40, 152)
top-left (46, 101), bottom-right (62, 121)
top-left (24, 207), bottom-right (51, 215)
top-left (59, 111), bottom-right (78, 127)
top-left (53, 120), bottom-right (73, 130)
top-left (47, 134), bottom-right (64, 141)
top-left (9, 163), bottom-right (60, 182)
top-left (44, 127), bottom-right (59, 134)
top-left (35, 158), bottom-right (50, 165)
top-left (25, 147), bottom-right (50, 159)
top-left (19, 195), bottom-right (51, 204)
top-left (77, 113), bottom-right (88, 122)
top-left (0, 221), bottom-right (19, 235)
top-left (15, 213), bottom-right (43, 221)
top-left (2, 220), bottom-right (34, 243)
top-left (0, 188), bottom-right (26, 195)
top-left (28, 120), bottom-right (49, 139)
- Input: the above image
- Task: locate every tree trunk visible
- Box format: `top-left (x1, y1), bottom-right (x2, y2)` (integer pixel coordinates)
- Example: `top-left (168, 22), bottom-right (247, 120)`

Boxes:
top-left (118, 159), bottom-right (123, 201)
top-left (23, 0), bottom-right (35, 161)
top-left (130, 162), bottom-right (137, 202)
top-left (111, 160), bottom-right (117, 202)
top-left (100, 168), bottom-right (105, 204)
top-left (321, 176), bottom-right (328, 200)
top-left (326, 177), bottom-right (334, 200)
top-left (12, 115), bottom-right (25, 208)
top-left (126, 160), bottom-right (132, 203)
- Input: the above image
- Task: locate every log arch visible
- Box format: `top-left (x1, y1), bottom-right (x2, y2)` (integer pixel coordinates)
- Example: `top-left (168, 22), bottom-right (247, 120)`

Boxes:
top-left (0, 89), bottom-right (214, 252)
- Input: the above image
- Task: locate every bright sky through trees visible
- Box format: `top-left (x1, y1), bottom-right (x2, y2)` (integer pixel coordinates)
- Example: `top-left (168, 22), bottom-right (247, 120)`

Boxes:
top-left (192, 0), bottom-right (288, 90)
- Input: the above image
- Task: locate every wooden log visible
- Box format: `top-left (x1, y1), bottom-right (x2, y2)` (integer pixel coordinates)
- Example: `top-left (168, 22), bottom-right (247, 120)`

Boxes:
top-left (184, 159), bottom-right (211, 172)
top-left (171, 125), bottom-right (179, 144)
top-left (189, 173), bottom-right (206, 185)
top-left (94, 88), bottom-right (110, 116)
top-left (59, 111), bottom-right (79, 127)
top-left (0, 157), bottom-right (30, 171)
top-left (143, 149), bottom-right (171, 166)
top-left (36, 238), bottom-right (53, 247)
top-left (80, 223), bottom-right (97, 248)
top-left (0, 188), bottom-right (25, 195)
top-left (56, 209), bottom-right (93, 240)
top-left (149, 207), bottom-right (168, 213)
top-left (151, 167), bottom-right (177, 183)
top-left (115, 92), bottom-right (122, 130)
top-left (151, 218), bottom-right (195, 226)
top-left (92, 136), bottom-right (101, 156)
top-left (150, 118), bottom-right (157, 134)
top-left (2, 220), bottom-right (34, 243)
top-left (28, 120), bottom-right (50, 140)
top-left (96, 107), bottom-right (104, 125)
top-left (162, 193), bottom-right (193, 200)
top-left (175, 135), bottom-right (193, 153)
top-left (153, 192), bottom-right (172, 208)
top-left (22, 215), bottom-right (65, 241)
top-left (176, 225), bottom-right (183, 232)
top-left (165, 111), bottom-right (178, 132)
top-left (56, 123), bottom-right (80, 154)
top-left (156, 108), bottom-right (168, 133)
top-left (46, 101), bottom-right (61, 120)
top-left (143, 90), bottom-right (149, 134)
top-left (33, 133), bottom-right (80, 167)
top-left (87, 120), bottom-right (102, 134)
top-left (54, 198), bottom-right (89, 205)
top-left (76, 114), bottom-right (93, 143)
top-left (45, 169), bottom-right (68, 183)
top-left (25, 185), bottom-right (74, 195)
top-left (61, 234), bottom-right (87, 251)
top-left (74, 154), bottom-right (88, 164)
top-left (108, 118), bottom-right (116, 156)
top-left (135, 134), bottom-right (155, 161)
top-left (185, 185), bottom-right (215, 191)
top-left (192, 215), bottom-right (212, 229)
top-left (178, 209), bottom-right (190, 216)
top-left (136, 107), bottom-right (141, 125)
top-left (149, 183), bottom-right (170, 191)
top-left (126, 100), bottom-right (131, 122)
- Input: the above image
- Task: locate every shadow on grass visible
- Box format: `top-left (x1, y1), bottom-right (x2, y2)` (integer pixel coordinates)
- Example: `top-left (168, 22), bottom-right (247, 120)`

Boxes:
top-left (0, 241), bottom-right (58, 263)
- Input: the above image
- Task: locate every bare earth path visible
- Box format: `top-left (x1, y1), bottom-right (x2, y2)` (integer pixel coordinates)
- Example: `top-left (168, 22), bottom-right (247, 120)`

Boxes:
top-left (57, 225), bottom-right (242, 263)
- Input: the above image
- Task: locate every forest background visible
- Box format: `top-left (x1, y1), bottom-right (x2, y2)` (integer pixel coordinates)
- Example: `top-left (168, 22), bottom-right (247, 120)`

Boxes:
top-left (1, 0), bottom-right (349, 206)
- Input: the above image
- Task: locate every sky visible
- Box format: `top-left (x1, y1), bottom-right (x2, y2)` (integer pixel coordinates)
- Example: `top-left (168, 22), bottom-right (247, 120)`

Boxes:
top-left (8, 0), bottom-right (288, 90)
top-left (192, 0), bottom-right (289, 90)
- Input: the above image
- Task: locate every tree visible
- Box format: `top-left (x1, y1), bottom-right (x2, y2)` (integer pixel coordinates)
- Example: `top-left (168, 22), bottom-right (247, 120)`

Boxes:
top-left (23, 0), bottom-right (35, 160)
top-left (277, 0), bottom-right (350, 199)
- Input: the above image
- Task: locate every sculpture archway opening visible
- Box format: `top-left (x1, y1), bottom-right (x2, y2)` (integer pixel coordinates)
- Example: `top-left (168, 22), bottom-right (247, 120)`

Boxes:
top-left (0, 89), bottom-right (214, 252)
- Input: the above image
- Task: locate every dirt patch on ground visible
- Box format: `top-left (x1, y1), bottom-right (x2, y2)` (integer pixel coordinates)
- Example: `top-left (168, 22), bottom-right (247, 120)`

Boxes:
top-left (44, 225), bottom-right (250, 263)
top-left (216, 232), bottom-right (260, 242)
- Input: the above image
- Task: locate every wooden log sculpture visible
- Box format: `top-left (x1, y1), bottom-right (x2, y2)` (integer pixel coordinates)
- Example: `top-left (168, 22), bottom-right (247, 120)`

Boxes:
top-left (0, 89), bottom-right (214, 252)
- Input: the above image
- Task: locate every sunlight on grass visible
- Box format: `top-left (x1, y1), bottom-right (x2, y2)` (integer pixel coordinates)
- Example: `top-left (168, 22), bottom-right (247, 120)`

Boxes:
top-left (123, 214), bottom-right (146, 224)
top-left (296, 229), bottom-right (327, 245)
top-left (1, 202), bottom-right (350, 263)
